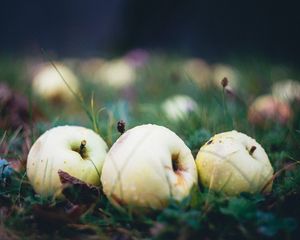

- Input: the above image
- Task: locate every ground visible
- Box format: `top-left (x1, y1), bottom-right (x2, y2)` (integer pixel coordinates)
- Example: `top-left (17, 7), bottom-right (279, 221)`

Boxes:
top-left (0, 54), bottom-right (300, 239)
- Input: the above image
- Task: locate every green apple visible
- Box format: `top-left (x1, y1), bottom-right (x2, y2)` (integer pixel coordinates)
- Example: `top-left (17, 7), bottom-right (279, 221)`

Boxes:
top-left (32, 62), bottom-right (79, 103)
top-left (101, 124), bottom-right (198, 210)
top-left (162, 95), bottom-right (198, 121)
top-left (248, 95), bottom-right (292, 126)
top-left (196, 130), bottom-right (274, 195)
top-left (26, 125), bottom-right (108, 197)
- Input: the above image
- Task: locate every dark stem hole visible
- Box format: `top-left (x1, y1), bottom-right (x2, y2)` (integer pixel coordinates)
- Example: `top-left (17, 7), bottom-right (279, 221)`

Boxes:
top-left (249, 146), bottom-right (256, 155)
top-left (72, 140), bottom-right (88, 159)
top-left (172, 153), bottom-right (181, 173)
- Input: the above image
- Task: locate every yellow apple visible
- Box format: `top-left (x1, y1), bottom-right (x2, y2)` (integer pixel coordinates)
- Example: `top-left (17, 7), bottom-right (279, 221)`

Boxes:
top-left (26, 125), bottom-right (108, 197)
top-left (162, 95), bottom-right (198, 121)
top-left (94, 59), bottom-right (136, 89)
top-left (32, 62), bottom-right (79, 103)
top-left (101, 124), bottom-right (198, 210)
top-left (196, 130), bottom-right (274, 195)
top-left (183, 58), bottom-right (212, 89)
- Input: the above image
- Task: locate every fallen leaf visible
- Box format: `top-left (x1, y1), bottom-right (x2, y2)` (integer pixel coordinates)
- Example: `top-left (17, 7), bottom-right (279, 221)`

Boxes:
top-left (58, 170), bottom-right (100, 205)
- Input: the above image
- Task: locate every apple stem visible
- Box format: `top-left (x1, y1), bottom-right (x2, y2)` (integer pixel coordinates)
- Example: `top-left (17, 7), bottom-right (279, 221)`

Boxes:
top-left (249, 146), bottom-right (256, 155)
top-left (79, 140), bottom-right (87, 156)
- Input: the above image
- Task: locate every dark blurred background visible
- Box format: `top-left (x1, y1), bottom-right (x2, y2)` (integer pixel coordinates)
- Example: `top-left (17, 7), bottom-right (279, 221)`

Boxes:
top-left (0, 0), bottom-right (299, 64)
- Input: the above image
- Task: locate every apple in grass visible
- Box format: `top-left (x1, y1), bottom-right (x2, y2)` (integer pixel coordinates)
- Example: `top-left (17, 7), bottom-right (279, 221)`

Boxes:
top-left (32, 62), bottom-right (79, 103)
top-left (196, 130), bottom-right (274, 196)
top-left (271, 79), bottom-right (300, 103)
top-left (183, 58), bottom-right (212, 89)
top-left (78, 57), bottom-right (106, 80)
top-left (248, 95), bottom-right (292, 126)
top-left (94, 59), bottom-right (136, 89)
top-left (162, 95), bottom-right (198, 122)
top-left (212, 64), bottom-right (240, 90)
top-left (101, 124), bottom-right (198, 210)
top-left (26, 125), bottom-right (108, 198)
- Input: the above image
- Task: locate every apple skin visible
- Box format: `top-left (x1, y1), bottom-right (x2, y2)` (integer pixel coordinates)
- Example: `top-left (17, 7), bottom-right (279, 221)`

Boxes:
top-left (101, 124), bottom-right (198, 210)
top-left (162, 95), bottom-right (198, 121)
top-left (196, 130), bottom-right (274, 196)
top-left (32, 62), bottom-right (79, 103)
top-left (26, 125), bottom-right (108, 198)
top-left (248, 95), bottom-right (292, 126)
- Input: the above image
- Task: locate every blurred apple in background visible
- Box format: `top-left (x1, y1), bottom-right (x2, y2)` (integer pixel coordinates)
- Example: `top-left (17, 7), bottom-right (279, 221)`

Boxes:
top-left (77, 57), bottom-right (106, 80)
top-left (32, 62), bottom-right (79, 103)
top-left (196, 130), bottom-right (274, 195)
top-left (248, 95), bottom-right (292, 126)
top-left (94, 59), bottom-right (136, 89)
top-left (271, 79), bottom-right (300, 103)
top-left (62, 58), bottom-right (81, 69)
top-left (162, 95), bottom-right (198, 122)
top-left (101, 124), bottom-right (198, 210)
top-left (183, 58), bottom-right (212, 89)
top-left (27, 125), bottom-right (108, 198)
top-left (212, 64), bottom-right (239, 90)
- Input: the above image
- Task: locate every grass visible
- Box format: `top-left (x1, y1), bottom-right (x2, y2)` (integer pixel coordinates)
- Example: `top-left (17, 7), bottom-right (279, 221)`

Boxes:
top-left (0, 54), bottom-right (300, 239)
